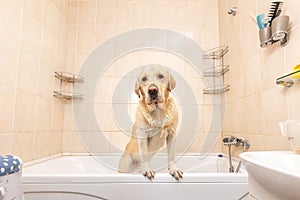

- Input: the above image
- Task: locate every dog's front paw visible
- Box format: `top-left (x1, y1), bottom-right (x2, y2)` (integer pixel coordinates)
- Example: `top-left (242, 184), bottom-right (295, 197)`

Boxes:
top-left (142, 169), bottom-right (155, 180)
top-left (169, 166), bottom-right (183, 180)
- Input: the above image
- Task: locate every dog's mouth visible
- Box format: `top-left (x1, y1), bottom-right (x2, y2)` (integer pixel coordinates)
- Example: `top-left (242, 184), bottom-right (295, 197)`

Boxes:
top-left (149, 93), bottom-right (158, 102)
top-left (147, 94), bottom-right (158, 104)
top-left (148, 100), bottom-right (158, 105)
top-left (147, 96), bottom-right (164, 105)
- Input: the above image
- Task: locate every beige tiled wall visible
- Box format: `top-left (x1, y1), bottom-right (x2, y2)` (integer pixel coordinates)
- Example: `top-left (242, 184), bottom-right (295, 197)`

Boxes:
top-left (63, 0), bottom-right (221, 155)
top-left (0, 0), bottom-right (68, 162)
top-left (5, 0), bottom-right (297, 162)
top-left (219, 0), bottom-right (300, 155)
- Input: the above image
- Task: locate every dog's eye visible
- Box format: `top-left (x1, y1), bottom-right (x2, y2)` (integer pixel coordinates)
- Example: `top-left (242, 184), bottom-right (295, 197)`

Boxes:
top-left (158, 74), bottom-right (164, 79)
top-left (141, 77), bottom-right (147, 82)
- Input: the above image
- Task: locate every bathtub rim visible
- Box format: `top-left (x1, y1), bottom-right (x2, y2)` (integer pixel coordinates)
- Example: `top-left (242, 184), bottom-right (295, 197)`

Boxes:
top-left (22, 173), bottom-right (248, 184)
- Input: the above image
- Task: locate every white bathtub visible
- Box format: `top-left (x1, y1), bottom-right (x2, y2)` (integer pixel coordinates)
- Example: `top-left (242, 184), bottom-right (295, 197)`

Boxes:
top-left (22, 154), bottom-right (248, 200)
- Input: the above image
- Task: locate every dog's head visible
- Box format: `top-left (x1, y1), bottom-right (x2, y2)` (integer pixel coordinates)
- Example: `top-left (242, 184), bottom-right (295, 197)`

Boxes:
top-left (135, 65), bottom-right (176, 105)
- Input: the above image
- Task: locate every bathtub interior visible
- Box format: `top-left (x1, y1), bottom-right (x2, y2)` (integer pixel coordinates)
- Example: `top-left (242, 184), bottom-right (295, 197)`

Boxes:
top-left (23, 153), bottom-right (245, 175)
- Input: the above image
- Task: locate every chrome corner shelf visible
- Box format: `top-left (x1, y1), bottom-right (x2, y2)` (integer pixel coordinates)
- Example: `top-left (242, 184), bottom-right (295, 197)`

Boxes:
top-left (54, 71), bottom-right (84, 82)
top-left (203, 65), bottom-right (230, 77)
top-left (53, 91), bottom-right (84, 101)
top-left (203, 85), bottom-right (230, 95)
top-left (276, 69), bottom-right (300, 87)
top-left (202, 46), bottom-right (229, 59)
top-left (202, 46), bottom-right (230, 95)
top-left (53, 71), bottom-right (84, 101)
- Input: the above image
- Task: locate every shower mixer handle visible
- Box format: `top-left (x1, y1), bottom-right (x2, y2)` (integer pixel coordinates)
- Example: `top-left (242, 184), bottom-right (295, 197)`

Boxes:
top-left (223, 136), bottom-right (238, 145)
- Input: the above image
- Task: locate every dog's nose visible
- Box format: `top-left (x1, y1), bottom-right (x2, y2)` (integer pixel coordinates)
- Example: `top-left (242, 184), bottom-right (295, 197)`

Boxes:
top-left (148, 85), bottom-right (158, 96)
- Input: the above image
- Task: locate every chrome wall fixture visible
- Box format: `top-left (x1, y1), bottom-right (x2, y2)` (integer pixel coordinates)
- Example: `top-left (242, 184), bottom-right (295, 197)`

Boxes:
top-left (228, 6), bottom-right (238, 16)
top-left (223, 136), bottom-right (250, 173)
top-left (53, 71), bottom-right (84, 101)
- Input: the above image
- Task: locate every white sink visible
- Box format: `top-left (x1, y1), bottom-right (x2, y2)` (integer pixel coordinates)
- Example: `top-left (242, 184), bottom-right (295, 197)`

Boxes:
top-left (240, 151), bottom-right (300, 200)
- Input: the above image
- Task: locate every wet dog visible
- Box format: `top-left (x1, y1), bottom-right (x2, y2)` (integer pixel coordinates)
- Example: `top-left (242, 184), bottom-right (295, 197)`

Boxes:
top-left (118, 65), bottom-right (183, 180)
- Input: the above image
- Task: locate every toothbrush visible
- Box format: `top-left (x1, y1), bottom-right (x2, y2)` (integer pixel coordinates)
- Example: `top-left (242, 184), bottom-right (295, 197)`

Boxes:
top-left (256, 13), bottom-right (266, 29)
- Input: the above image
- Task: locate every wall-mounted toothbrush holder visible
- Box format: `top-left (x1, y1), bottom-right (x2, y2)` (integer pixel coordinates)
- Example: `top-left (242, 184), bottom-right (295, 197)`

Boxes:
top-left (259, 15), bottom-right (289, 48)
top-left (272, 15), bottom-right (289, 45)
top-left (259, 26), bottom-right (273, 48)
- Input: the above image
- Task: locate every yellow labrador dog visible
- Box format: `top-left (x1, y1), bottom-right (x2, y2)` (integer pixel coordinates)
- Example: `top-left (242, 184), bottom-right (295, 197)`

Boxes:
top-left (118, 65), bottom-right (183, 180)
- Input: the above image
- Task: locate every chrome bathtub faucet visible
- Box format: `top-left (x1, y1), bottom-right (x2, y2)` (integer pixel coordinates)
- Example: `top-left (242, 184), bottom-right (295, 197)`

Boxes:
top-left (223, 136), bottom-right (250, 173)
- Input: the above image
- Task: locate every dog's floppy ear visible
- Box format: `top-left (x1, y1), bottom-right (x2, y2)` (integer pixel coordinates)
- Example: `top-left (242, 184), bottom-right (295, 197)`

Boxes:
top-left (168, 72), bottom-right (176, 91)
top-left (135, 79), bottom-right (141, 98)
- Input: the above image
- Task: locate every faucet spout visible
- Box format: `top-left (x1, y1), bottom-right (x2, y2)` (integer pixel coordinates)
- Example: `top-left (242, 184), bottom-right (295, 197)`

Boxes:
top-left (236, 138), bottom-right (250, 150)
